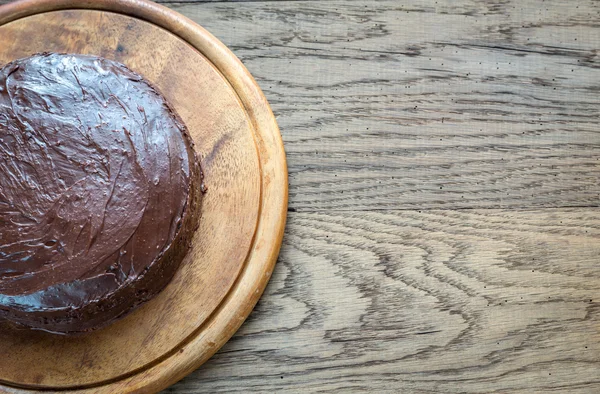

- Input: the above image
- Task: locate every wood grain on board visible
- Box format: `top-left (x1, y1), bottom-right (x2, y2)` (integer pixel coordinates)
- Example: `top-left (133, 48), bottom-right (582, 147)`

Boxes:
top-left (0, 2), bottom-right (288, 392)
top-left (153, 0), bottom-right (598, 392)
top-left (0, 6), bottom-right (263, 388)
top-left (0, 0), bottom-right (598, 393)
top-left (160, 0), bottom-right (600, 212)
top-left (167, 208), bottom-right (600, 393)
top-left (1, 1), bottom-right (598, 212)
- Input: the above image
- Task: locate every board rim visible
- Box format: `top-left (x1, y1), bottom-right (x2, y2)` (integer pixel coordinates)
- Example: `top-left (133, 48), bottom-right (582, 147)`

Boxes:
top-left (0, 0), bottom-right (288, 393)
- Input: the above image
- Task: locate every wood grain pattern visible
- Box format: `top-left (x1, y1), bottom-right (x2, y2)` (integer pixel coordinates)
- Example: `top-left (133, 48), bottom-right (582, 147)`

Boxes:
top-left (162, 0), bottom-right (600, 211)
top-left (154, 0), bottom-right (599, 393)
top-left (166, 208), bottom-right (600, 393)
top-left (0, 0), bottom-right (598, 393)
top-left (2, 2), bottom-right (598, 211)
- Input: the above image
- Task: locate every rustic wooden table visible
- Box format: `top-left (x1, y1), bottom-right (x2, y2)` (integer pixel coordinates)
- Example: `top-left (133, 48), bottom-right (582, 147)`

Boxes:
top-left (2, 0), bottom-right (599, 392)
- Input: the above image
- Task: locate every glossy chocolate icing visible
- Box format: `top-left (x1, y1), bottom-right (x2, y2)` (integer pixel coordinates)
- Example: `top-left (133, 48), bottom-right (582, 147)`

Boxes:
top-left (0, 53), bottom-right (202, 334)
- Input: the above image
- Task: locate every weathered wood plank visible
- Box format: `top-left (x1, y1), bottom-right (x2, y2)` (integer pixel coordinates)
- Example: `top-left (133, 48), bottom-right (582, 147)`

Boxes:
top-left (167, 208), bottom-right (600, 393)
top-left (159, 0), bottom-right (600, 211)
top-left (1, 0), bottom-right (599, 211)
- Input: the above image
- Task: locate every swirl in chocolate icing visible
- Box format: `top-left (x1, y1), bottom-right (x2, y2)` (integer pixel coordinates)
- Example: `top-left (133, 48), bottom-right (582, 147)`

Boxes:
top-left (0, 53), bottom-right (201, 333)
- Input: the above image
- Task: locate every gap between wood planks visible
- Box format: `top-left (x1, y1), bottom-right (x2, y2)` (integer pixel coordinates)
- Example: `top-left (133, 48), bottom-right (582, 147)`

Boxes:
top-left (156, 0), bottom-right (348, 3)
top-left (287, 205), bottom-right (600, 213)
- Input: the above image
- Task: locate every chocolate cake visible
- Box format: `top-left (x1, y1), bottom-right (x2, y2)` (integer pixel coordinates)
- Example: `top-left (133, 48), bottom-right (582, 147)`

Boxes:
top-left (0, 53), bottom-right (202, 334)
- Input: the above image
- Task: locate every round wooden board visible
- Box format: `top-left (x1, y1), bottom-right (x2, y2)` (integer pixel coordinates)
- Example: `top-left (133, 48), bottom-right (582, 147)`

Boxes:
top-left (0, 1), bottom-right (287, 393)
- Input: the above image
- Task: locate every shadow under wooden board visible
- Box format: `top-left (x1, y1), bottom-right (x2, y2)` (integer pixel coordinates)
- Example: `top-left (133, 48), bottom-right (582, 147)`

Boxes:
top-left (0, 0), bottom-right (287, 393)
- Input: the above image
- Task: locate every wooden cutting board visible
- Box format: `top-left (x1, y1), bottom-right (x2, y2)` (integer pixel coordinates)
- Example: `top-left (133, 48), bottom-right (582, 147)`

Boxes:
top-left (0, 0), bottom-right (287, 392)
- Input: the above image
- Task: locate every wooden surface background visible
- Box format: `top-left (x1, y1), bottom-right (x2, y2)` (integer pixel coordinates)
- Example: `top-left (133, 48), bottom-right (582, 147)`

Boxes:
top-left (2, 0), bottom-right (600, 392)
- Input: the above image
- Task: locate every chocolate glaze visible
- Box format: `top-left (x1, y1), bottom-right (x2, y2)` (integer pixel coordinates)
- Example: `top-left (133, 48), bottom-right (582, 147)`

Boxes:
top-left (0, 53), bottom-right (202, 334)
